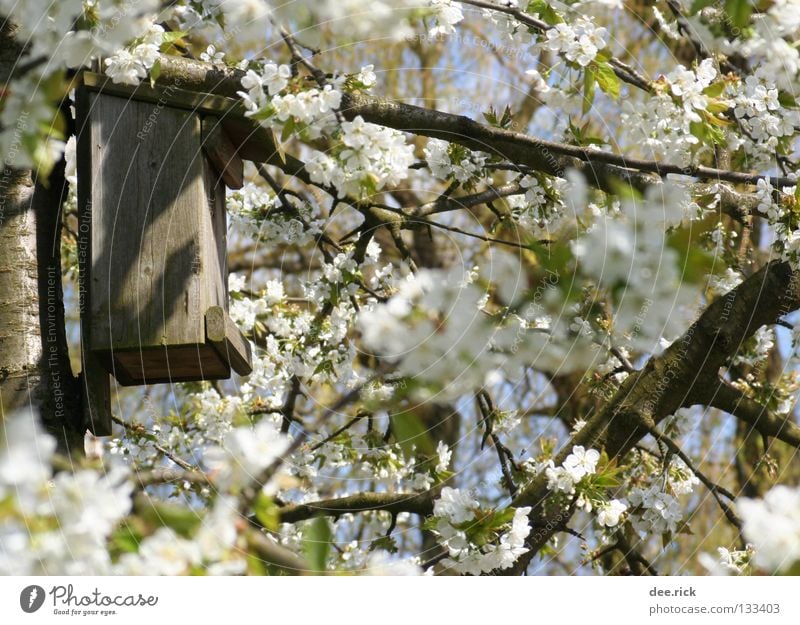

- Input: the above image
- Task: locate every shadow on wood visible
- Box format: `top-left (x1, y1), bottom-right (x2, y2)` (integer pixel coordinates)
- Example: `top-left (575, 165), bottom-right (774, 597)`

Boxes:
top-left (75, 84), bottom-right (252, 433)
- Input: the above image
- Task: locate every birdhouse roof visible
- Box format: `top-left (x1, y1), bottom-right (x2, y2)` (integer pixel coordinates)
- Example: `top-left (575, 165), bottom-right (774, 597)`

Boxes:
top-left (77, 70), bottom-right (284, 166)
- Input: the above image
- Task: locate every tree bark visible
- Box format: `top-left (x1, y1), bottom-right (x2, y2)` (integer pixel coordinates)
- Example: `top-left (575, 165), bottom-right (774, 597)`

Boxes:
top-left (0, 20), bottom-right (83, 452)
top-left (503, 259), bottom-right (800, 574)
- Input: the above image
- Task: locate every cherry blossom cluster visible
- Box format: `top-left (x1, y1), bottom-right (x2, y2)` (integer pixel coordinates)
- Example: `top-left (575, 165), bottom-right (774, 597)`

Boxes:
top-left (424, 139), bottom-right (488, 184)
top-left (113, 417), bottom-right (293, 575)
top-left (626, 457), bottom-right (699, 535)
top-left (542, 16), bottom-right (608, 67)
top-left (0, 411), bottom-right (132, 574)
top-left (543, 445), bottom-right (628, 529)
top-left (728, 73), bottom-right (799, 170)
top-left (306, 116), bottom-right (415, 198)
top-left (431, 487), bottom-right (532, 575)
top-left (507, 173), bottom-right (560, 228)
top-left (700, 545), bottom-right (754, 575)
top-left (238, 65), bottom-right (343, 139)
top-left (358, 261), bottom-right (508, 399)
top-left (103, 25), bottom-right (166, 85)
top-left (738, 484), bottom-right (800, 574)
top-left (227, 183), bottom-right (325, 247)
top-left (115, 499), bottom-right (246, 575)
top-left (664, 59), bottom-right (718, 122)
top-left (619, 60), bottom-right (724, 167)
top-left (429, 0), bottom-right (466, 36)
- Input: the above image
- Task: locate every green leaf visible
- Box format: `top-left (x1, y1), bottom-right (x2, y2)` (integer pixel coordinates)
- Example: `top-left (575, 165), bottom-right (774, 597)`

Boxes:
top-left (705, 99), bottom-right (730, 115)
top-left (706, 120), bottom-right (726, 143)
top-left (303, 517), bottom-right (332, 574)
top-left (608, 177), bottom-right (644, 202)
top-left (248, 104), bottom-right (276, 122)
top-left (778, 91), bottom-right (798, 109)
top-left (254, 493), bottom-right (280, 531)
top-left (149, 58), bottom-right (161, 87)
top-left (281, 117), bottom-right (296, 142)
top-left (270, 125), bottom-right (286, 164)
top-left (526, 0), bottom-right (562, 25)
top-left (690, 119), bottom-right (726, 145)
top-left (369, 535), bottom-right (398, 553)
top-left (483, 104), bottom-right (514, 129)
top-left (526, 240), bottom-right (573, 276)
top-left (725, 0), bottom-right (752, 29)
top-left (160, 30), bottom-right (188, 46)
top-left (360, 172), bottom-right (380, 198)
top-left (702, 81), bottom-right (726, 98)
top-left (136, 497), bottom-right (202, 537)
top-left (595, 48), bottom-right (612, 63)
top-left (582, 67), bottom-right (596, 114)
top-left (591, 473), bottom-right (622, 488)
top-left (594, 61), bottom-right (620, 100)
top-left (109, 524), bottom-right (142, 555)
top-left (485, 507), bottom-right (516, 529)
top-left (435, 469), bottom-right (455, 483)
top-left (390, 411), bottom-right (435, 458)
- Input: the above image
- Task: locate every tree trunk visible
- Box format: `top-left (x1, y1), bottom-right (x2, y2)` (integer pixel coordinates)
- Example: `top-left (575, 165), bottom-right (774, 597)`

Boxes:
top-left (0, 21), bottom-right (83, 452)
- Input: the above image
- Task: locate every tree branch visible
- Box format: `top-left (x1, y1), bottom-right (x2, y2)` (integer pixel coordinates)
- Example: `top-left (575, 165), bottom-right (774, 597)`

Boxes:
top-left (127, 55), bottom-right (795, 200)
top-left (339, 91), bottom-right (797, 189)
top-left (277, 492), bottom-right (434, 523)
top-left (245, 529), bottom-right (311, 574)
top-left (696, 382), bottom-right (800, 448)
top-left (134, 468), bottom-right (212, 488)
top-left (506, 260), bottom-right (800, 571)
top-left (645, 425), bottom-right (743, 532)
top-left (458, 0), bottom-right (653, 92)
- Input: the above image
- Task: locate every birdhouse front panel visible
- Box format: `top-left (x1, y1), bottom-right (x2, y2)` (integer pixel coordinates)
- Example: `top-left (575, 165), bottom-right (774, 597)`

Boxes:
top-left (76, 86), bottom-right (251, 386)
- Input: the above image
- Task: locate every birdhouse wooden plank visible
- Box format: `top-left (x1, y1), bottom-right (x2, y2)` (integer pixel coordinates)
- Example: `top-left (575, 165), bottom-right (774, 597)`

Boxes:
top-left (75, 78), bottom-right (252, 399)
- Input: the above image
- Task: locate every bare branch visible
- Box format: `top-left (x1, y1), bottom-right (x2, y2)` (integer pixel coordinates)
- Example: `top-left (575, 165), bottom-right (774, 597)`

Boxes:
top-left (278, 492), bottom-right (434, 523)
top-left (697, 382), bottom-right (800, 449)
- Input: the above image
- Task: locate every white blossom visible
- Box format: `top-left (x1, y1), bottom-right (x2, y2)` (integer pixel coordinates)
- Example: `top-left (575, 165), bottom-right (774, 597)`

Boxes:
top-left (597, 499), bottom-right (627, 528)
top-left (563, 445), bottom-right (600, 481)
top-left (739, 485), bottom-right (800, 573)
top-left (429, 0), bottom-right (464, 36)
top-left (433, 487), bottom-right (478, 524)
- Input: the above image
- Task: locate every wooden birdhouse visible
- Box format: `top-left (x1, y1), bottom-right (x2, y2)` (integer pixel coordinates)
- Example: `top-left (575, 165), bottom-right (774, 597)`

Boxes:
top-left (75, 72), bottom-right (253, 433)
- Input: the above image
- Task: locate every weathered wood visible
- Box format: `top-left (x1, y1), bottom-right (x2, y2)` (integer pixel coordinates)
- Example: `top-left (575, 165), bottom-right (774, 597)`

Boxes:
top-left (76, 87), bottom-right (252, 386)
top-left (77, 70), bottom-right (292, 164)
top-left (85, 93), bottom-right (207, 353)
top-left (206, 306), bottom-right (253, 376)
top-left (112, 345), bottom-right (231, 385)
top-left (75, 85), bottom-right (112, 435)
top-left (202, 116), bottom-right (244, 189)
top-left (79, 71), bottom-right (242, 118)
top-left (79, 354), bottom-right (112, 435)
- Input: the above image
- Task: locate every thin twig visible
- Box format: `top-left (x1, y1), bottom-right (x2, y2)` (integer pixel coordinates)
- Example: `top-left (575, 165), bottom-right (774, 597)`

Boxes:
top-left (458, 0), bottom-right (652, 92)
top-left (646, 425), bottom-right (743, 532)
top-left (111, 414), bottom-right (196, 471)
top-left (310, 413), bottom-right (366, 451)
